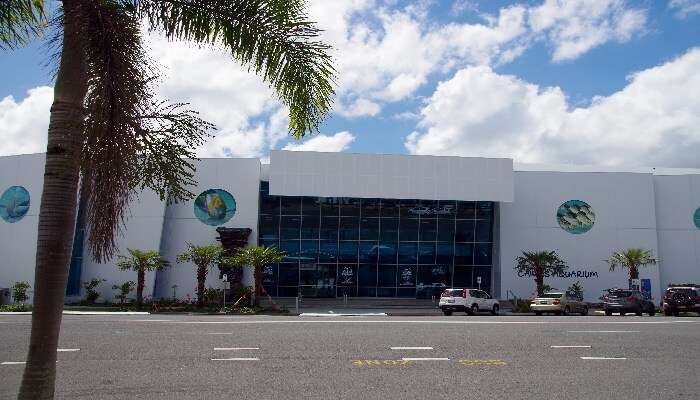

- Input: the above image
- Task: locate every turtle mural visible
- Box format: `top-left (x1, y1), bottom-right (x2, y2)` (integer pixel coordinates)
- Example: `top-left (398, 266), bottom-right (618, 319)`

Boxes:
top-left (557, 200), bottom-right (595, 234)
top-left (694, 207), bottom-right (700, 230)
top-left (0, 186), bottom-right (30, 223)
top-left (193, 189), bottom-right (236, 226)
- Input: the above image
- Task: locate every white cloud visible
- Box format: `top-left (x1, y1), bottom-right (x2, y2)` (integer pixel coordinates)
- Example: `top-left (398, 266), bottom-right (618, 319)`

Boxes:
top-left (669, 0), bottom-right (700, 18)
top-left (529, 0), bottom-right (647, 62)
top-left (283, 131), bottom-right (356, 152)
top-left (406, 48), bottom-right (700, 168)
top-left (0, 86), bottom-right (52, 156)
top-left (336, 98), bottom-right (382, 118)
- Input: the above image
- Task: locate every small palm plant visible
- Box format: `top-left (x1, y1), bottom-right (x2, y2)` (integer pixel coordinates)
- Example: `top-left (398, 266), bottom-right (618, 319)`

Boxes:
top-left (177, 243), bottom-right (234, 309)
top-left (231, 246), bottom-right (285, 307)
top-left (606, 248), bottom-right (658, 284)
top-left (116, 249), bottom-right (169, 310)
top-left (515, 251), bottom-right (568, 297)
top-left (112, 281), bottom-right (135, 306)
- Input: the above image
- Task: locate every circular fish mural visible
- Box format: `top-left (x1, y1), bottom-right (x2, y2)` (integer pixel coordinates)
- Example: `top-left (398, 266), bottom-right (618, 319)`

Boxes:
top-left (0, 186), bottom-right (31, 223)
top-left (193, 189), bottom-right (236, 226)
top-left (557, 200), bottom-right (595, 234)
top-left (694, 207), bottom-right (700, 230)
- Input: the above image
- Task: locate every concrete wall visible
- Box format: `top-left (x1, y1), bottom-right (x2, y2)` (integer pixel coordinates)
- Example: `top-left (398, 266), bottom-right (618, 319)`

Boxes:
top-left (499, 169), bottom-right (662, 302)
top-left (154, 158), bottom-right (261, 299)
top-left (653, 172), bottom-right (700, 289)
top-left (0, 153), bottom-right (45, 302)
top-left (79, 190), bottom-right (166, 303)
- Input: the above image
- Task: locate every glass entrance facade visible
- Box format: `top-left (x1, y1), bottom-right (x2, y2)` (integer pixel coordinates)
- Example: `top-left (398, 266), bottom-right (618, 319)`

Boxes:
top-left (258, 182), bottom-right (495, 298)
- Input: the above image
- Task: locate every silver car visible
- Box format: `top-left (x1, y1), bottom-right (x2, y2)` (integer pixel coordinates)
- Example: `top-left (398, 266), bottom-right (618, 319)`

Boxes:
top-left (530, 292), bottom-right (588, 316)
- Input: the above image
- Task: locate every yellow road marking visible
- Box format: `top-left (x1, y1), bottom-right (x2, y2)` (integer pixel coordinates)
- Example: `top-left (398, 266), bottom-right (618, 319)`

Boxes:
top-left (457, 359), bottom-right (507, 366)
top-left (351, 359), bottom-right (413, 367)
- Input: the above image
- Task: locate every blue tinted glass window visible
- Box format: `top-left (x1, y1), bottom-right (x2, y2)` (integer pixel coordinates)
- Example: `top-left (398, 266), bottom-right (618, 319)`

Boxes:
top-left (359, 242), bottom-right (378, 263)
top-left (397, 288), bottom-right (417, 298)
top-left (418, 242), bottom-right (436, 264)
top-left (280, 216), bottom-right (301, 240)
top-left (380, 218), bottom-right (399, 242)
top-left (419, 219), bottom-right (437, 241)
top-left (358, 287), bottom-right (377, 297)
top-left (361, 198), bottom-right (380, 217)
top-left (378, 242), bottom-right (397, 264)
top-left (455, 220), bottom-right (475, 242)
top-left (278, 263), bottom-right (299, 286)
top-left (318, 241), bottom-right (338, 263)
top-left (320, 197), bottom-right (339, 216)
top-left (456, 201), bottom-right (476, 219)
top-left (302, 197), bottom-right (320, 215)
top-left (397, 265), bottom-right (416, 287)
top-left (259, 238), bottom-right (279, 249)
top-left (340, 198), bottom-right (361, 216)
top-left (337, 264), bottom-right (357, 286)
top-left (280, 240), bottom-right (300, 261)
top-left (280, 197), bottom-right (301, 215)
top-left (338, 241), bottom-right (358, 263)
top-left (418, 200), bottom-right (438, 219)
top-left (454, 243), bottom-right (474, 265)
top-left (437, 219), bottom-right (454, 242)
top-left (320, 217), bottom-right (339, 240)
top-left (358, 264), bottom-right (377, 287)
top-left (453, 265), bottom-right (473, 288)
top-left (438, 200), bottom-right (456, 219)
top-left (299, 240), bottom-right (318, 263)
top-left (474, 243), bottom-right (492, 265)
top-left (475, 220), bottom-right (493, 242)
top-left (260, 194), bottom-right (280, 215)
top-left (398, 242), bottom-right (417, 264)
top-left (262, 263), bottom-right (277, 285)
top-left (378, 265), bottom-right (396, 287)
top-left (476, 202), bottom-right (493, 219)
top-left (473, 267), bottom-right (490, 291)
top-left (339, 217), bottom-right (359, 240)
top-left (417, 265), bottom-right (450, 298)
top-left (399, 218), bottom-right (419, 241)
top-left (400, 200), bottom-right (419, 218)
top-left (377, 287), bottom-right (396, 297)
top-left (381, 199), bottom-right (399, 217)
top-left (259, 215), bottom-right (278, 240)
top-left (436, 242), bottom-right (454, 264)
top-left (360, 218), bottom-right (379, 240)
top-left (300, 216), bottom-right (319, 239)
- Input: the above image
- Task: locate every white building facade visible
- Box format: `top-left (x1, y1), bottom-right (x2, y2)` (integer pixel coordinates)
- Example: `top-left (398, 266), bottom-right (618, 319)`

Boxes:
top-left (1, 151), bottom-right (698, 303)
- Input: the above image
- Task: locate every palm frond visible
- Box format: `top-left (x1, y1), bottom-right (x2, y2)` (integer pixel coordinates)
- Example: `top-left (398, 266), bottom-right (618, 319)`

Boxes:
top-left (134, 0), bottom-right (335, 138)
top-left (0, 0), bottom-right (45, 49)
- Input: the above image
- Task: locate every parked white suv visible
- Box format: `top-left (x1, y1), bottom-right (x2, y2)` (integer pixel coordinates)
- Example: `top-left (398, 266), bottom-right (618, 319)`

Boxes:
top-left (439, 288), bottom-right (500, 316)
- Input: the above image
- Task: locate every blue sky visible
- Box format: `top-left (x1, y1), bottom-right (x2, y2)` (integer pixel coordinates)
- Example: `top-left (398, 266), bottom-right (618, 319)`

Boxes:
top-left (1, 0), bottom-right (700, 167)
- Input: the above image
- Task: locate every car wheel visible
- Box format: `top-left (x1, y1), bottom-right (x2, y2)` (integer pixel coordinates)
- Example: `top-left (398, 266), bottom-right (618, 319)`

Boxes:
top-left (554, 310), bottom-right (562, 316)
top-left (491, 304), bottom-right (499, 316)
top-left (673, 310), bottom-right (680, 317)
top-left (442, 309), bottom-right (452, 316)
top-left (648, 307), bottom-right (656, 317)
top-left (619, 311), bottom-right (626, 316)
top-left (664, 309), bottom-right (672, 316)
top-left (534, 311), bottom-right (542, 316)
top-left (470, 304), bottom-right (479, 315)
top-left (581, 307), bottom-right (588, 316)
top-left (563, 307), bottom-right (570, 316)
top-left (636, 307), bottom-right (643, 316)
top-left (605, 309), bottom-right (613, 316)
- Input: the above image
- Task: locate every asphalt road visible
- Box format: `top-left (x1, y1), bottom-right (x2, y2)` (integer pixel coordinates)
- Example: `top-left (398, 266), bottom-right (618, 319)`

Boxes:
top-left (1, 314), bottom-right (699, 400)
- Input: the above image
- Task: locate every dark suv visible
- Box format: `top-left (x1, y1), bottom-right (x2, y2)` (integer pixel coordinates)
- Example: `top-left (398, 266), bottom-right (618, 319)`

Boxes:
top-left (663, 284), bottom-right (700, 316)
top-left (602, 289), bottom-right (656, 316)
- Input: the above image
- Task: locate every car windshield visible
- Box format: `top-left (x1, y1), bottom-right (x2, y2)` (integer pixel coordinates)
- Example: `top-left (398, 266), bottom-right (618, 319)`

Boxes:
top-left (667, 288), bottom-right (694, 295)
top-left (539, 293), bottom-right (563, 298)
top-left (442, 289), bottom-right (463, 297)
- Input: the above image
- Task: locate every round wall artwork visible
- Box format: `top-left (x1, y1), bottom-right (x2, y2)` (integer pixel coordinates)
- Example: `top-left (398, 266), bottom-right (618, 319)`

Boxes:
top-left (694, 207), bottom-right (700, 229)
top-left (193, 189), bottom-right (236, 226)
top-left (557, 200), bottom-right (595, 234)
top-left (0, 186), bottom-right (31, 223)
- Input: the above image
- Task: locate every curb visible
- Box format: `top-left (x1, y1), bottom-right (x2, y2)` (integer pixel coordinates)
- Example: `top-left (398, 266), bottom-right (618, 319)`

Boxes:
top-left (299, 312), bottom-right (388, 317)
top-left (0, 311), bottom-right (150, 316)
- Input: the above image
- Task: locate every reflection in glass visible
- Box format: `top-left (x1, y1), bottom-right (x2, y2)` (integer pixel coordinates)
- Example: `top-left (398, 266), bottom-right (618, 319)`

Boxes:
top-left (280, 216), bottom-right (301, 240)
top-left (398, 242), bottom-right (417, 264)
top-left (379, 218), bottom-right (398, 242)
top-left (378, 242), bottom-right (397, 264)
top-left (418, 242), bottom-right (436, 264)
top-left (378, 265), bottom-right (396, 287)
top-left (360, 218), bottom-right (379, 240)
top-left (280, 196), bottom-right (301, 215)
top-left (455, 220), bottom-right (475, 242)
top-left (338, 241), bottom-right (358, 263)
top-left (300, 216), bottom-right (319, 239)
top-left (399, 218), bottom-right (419, 241)
top-left (339, 217), bottom-right (359, 240)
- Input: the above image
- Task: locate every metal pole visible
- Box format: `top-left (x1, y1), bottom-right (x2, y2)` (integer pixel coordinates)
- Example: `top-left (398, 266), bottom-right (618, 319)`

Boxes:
top-left (295, 296), bottom-right (299, 314)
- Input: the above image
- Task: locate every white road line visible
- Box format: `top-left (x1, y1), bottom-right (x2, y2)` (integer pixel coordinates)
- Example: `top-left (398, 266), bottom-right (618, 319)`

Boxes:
top-left (568, 330), bottom-right (640, 333)
top-left (551, 345), bottom-right (591, 348)
top-left (214, 347), bottom-right (259, 351)
top-left (401, 357), bottom-right (449, 361)
top-left (57, 348), bottom-right (80, 352)
top-left (1, 362), bottom-right (26, 365)
top-left (131, 320), bottom-right (696, 325)
top-left (391, 347), bottom-right (433, 350)
top-left (211, 358), bottom-right (259, 361)
top-left (580, 357), bottom-right (626, 360)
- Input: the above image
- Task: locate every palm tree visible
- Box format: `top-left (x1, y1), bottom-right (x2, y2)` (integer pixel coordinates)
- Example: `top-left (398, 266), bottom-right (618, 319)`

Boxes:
top-left (177, 243), bottom-right (235, 309)
top-left (115, 248), bottom-right (168, 310)
top-left (3, 1), bottom-right (334, 398)
top-left (231, 245), bottom-right (285, 307)
top-left (607, 248), bottom-right (658, 284)
top-left (515, 250), bottom-right (568, 297)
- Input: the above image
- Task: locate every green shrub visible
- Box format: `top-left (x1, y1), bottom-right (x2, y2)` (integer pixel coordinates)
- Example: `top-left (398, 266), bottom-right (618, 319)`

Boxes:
top-left (512, 297), bottom-right (532, 313)
top-left (0, 304), bottom-right (31, 312)
top-left (11, 281), bottom-right (31, 304)
top-left (82, 278), bottom-right (105, 304)
top-left (204, 287), bottom-right (223, 306)
top-left (112, 281), bottom-right (135, 306)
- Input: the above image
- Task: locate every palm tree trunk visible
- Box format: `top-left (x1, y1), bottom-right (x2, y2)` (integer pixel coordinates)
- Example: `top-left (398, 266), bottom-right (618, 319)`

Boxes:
top-left (196, 265), bottom-right (207, 309)
top-left (629, 265), bottom-right (639, 280)
top-left (534, 265), bottom-right (544, 296)
top-left (136, 269), bottom-right (145, 310)
top-left (18, 3), bottom-right (87, 398)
